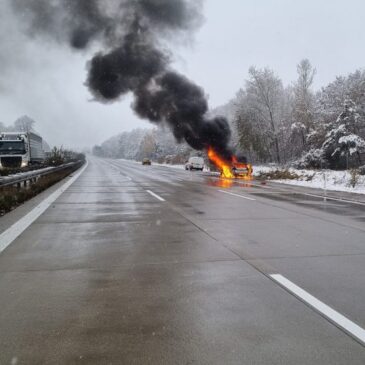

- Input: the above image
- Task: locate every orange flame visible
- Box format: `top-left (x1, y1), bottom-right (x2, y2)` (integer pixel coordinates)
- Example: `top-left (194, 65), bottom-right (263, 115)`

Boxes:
top-left (207, 147), bottom-right (234, 178)
top-left (207, 147), bottom-right (253, 180)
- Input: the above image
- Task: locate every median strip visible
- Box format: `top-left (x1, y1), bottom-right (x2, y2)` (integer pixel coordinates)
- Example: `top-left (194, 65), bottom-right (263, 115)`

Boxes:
top-left (271, 274), bottom-right (365, 345)
top-left (218, 189), bottom-right (256, 201)
top-left (146, 190), bottom-right (165, 202)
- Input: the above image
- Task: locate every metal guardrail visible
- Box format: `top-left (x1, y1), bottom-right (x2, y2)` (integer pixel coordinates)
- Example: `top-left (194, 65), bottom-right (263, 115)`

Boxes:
top-left (0, 161), bottom-right (84, 188)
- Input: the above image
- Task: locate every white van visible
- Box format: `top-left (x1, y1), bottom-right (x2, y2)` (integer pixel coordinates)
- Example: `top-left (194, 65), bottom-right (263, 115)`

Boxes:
top-left (185, 156), bottom-right (204, 171)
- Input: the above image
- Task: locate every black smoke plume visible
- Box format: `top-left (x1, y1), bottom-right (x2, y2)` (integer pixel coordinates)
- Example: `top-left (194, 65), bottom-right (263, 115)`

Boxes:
top-left (12, 0), bottom-right (232, 157)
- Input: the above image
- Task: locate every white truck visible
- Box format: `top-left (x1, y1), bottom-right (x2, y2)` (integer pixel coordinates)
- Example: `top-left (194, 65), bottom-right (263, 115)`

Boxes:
top-left (0, 131), bottom-right (45, 169)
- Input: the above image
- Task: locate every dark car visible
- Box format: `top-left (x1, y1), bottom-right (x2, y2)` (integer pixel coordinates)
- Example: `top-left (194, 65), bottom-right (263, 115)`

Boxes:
top-left (142, 158), bottom-right (151, 165)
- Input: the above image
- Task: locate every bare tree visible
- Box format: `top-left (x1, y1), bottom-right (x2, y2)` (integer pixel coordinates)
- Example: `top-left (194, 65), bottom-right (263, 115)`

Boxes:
top-left (292, 59), bottom-right (316, 148)
top-left (140, 132), bottom-right (157, 159)
top-left (244, 67), bottom-right (284, 163)
top-left (13, 115), bottom-right (36, 132)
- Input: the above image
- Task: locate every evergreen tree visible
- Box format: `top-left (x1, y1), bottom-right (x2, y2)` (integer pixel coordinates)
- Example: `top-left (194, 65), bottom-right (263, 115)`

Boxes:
top-left (322, 100), bottom-right (365, 169)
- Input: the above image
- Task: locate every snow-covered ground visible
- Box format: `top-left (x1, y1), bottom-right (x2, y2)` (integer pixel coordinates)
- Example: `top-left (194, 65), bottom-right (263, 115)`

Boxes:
top-left (152, 162), bottom-right (186, 170)
top-left (253, 165), bottom-right (365, 195)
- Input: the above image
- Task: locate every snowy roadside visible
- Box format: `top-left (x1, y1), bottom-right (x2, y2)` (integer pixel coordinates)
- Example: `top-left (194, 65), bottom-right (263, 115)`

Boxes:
top-left (253, 165), bottom-right (365, 195)
top-left (151, 162), bottom-right (186, 170)
top-left (119, 159), bottom-right (190, 170)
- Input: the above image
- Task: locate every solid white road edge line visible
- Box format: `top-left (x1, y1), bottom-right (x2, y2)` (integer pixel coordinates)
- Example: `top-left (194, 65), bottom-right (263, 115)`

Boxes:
top-left (0, 161), bottom-right (88, 254)
top-left (146, 190), bottom-right (165, 202)
top-left (218, 189), bottom-right (256, 201)
top-left (271, 274), bottom-right (365, 344)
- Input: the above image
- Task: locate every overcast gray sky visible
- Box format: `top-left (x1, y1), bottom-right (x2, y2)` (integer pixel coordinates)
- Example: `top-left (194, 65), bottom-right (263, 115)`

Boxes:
top-left (1, 0), bottom-right (364, 149)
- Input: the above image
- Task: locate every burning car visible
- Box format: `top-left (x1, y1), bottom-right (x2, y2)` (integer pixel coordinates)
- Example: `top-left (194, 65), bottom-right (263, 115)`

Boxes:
top-left (231, 157), bottom-right (253, 178)
top-left (208, 147), bottom-right (252, 179)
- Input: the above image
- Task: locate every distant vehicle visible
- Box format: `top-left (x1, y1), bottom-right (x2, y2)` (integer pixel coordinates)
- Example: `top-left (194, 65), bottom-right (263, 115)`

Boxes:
top-left (142, 158), bottom-right (151, 165)
top-left (185, 156), bottom-right (204, 171)
top-left (0, 131), bottom-right (45, 169)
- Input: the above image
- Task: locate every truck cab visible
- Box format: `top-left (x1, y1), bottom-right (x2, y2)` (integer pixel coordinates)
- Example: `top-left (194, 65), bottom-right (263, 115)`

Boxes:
top-left (0, 132), bottom-right (45, 169)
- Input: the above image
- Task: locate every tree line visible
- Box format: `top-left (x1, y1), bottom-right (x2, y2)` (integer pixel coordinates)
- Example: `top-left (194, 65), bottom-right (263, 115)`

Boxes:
top-left (92, 127), bottom-right (195, 164)
top-left (0, 115), bottom-right (36, 133)
top-left (232, 60), bottom-right (365, 169)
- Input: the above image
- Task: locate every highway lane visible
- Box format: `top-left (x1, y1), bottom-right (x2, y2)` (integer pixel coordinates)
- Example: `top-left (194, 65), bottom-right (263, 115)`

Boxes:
top-left (0, 156), bottom-right (364, 364)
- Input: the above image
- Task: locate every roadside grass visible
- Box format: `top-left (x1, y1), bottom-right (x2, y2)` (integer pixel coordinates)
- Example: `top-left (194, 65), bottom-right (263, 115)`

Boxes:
top-left (348, 169), bottom-right (361, 188)
top-left (256, 168), bottom-right (301, 180)
top-left (0, 164), bottom-right (82, 216)
top-left (254, 165), bottom-right (365, 194)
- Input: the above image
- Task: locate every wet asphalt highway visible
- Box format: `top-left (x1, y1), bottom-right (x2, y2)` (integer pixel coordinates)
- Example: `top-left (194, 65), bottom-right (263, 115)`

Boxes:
top-left (0, 156), bottom-right (364, 364)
